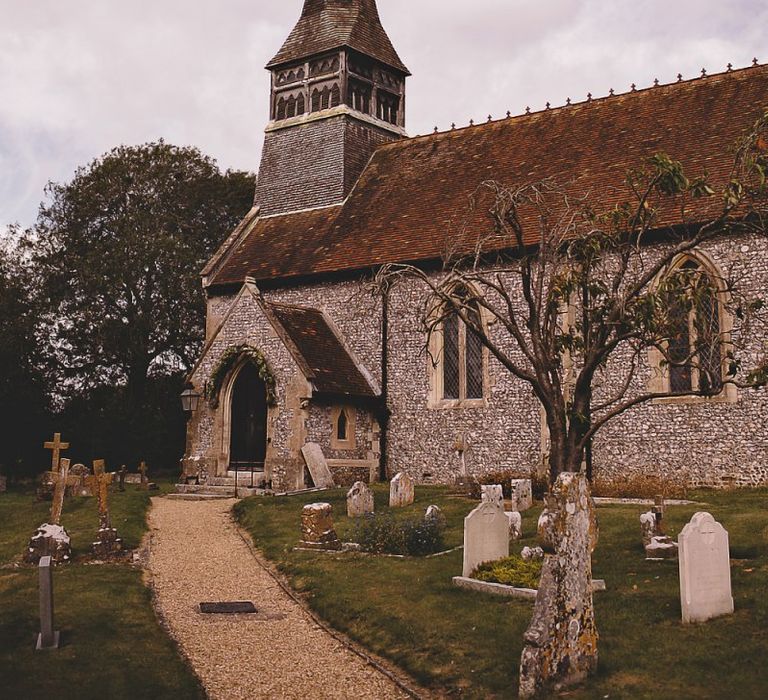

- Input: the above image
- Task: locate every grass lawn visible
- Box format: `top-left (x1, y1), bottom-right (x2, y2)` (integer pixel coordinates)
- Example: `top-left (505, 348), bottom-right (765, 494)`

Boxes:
top-left (235, 485), bottom-right (768, 699)
top-left (0, 480), bottom-right (204, 700)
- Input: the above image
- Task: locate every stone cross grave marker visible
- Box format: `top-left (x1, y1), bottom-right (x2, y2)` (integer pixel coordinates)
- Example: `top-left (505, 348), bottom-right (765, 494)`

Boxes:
top-left (347, 481), bottom-right (374, 518)
top-left (519, 472), bottom-right (599, 699)
top-left (96, 473), bottom-right (113, 522)
top-left (300, 443), bottom-right (336, 489)
top-left (678, 512), bottom-right (734, 624)
top-left (93, 459), bottom-right (105, 476)
top-left (389, 472), bottom-right (415, 508)
top-left (481, 484), bottom-right (504, 509)
top-left (44, 433), bottom-right (69, 472)
top-left (462, 500), bottom-right (509, 577)
top-left (139, 460), bottom-right (147, 484)
top-left (50, 459), bottom-right (71, 526)
top-left (510, 479), bottom-right (533, 511)
top-left (36, 556), bottom-right (60, 651)
top-left (92, 472), bottom-right (122, 558)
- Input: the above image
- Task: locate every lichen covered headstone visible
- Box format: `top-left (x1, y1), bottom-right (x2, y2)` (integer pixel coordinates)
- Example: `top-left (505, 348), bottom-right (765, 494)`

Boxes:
top-left (641, 507), bottom-right (677, 560)
top-left (389, 472), bottom-right (415, 508)
top-left (300, 503), bottom-right (342, 550)
top-left (346, 481), bottom-right (374, 518)
top-left (506, 511), bottom-right (522, 541)
top-left (91, 473), bottom-right (123, 559)
top-left (519, 472), bottom-right (599, 699)
top-left (510, 479), bottom-right (534, 511)
top-left (481, 484), bottom-right (504, 509)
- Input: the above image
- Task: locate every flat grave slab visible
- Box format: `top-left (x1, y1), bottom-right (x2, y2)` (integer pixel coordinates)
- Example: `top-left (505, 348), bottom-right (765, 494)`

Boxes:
top-left (199, 601), bottom-right (258, 614)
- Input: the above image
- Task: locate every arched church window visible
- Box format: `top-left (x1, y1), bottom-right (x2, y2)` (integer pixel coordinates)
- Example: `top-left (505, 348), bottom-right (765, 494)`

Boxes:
top-left (337, 409), bottom-right (348, 441)
top-left (321, 86), bottom-right (330, 111)
top-left (331, 84), bottom-right (341, 108)
top-left (276, 96), bottom-right (286, 121)
top-left (663, 258), bottom-right (724, 395)
top-left (296, 93), bottom-right (305, 116)
top-left (437, 286), bottom-right (486, 403)
top-left (349, 79), bottom-right (371, 115)
top-left (331, 406), bottom-right (356, 449)
top-left (311, 88), bottom-right (320, 113)
top-left (286, 95), bottom-right (296, 119)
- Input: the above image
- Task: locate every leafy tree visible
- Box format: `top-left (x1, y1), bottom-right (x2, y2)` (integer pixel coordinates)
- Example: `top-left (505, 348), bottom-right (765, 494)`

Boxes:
top-left (376, 111), bottom-right (768, 484)
top-left (0, 228), bottom-right (51, 477)
top-left (33, 141), bottom-right (255, 406)
top-left (28, 141), bottom-right (255, 468)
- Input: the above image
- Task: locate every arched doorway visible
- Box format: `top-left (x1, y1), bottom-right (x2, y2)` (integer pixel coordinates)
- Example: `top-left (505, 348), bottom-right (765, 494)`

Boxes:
top-left (229, 363), bottom-right (268, 472)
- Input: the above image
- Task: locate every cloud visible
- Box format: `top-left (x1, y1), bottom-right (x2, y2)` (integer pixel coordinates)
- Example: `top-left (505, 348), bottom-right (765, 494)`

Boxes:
top-left (1, 0), bottom-right (765, 228)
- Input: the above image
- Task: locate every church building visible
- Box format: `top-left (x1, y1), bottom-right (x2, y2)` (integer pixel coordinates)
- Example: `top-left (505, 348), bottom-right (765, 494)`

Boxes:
top-left (182, 0), bottom-right (768, 492)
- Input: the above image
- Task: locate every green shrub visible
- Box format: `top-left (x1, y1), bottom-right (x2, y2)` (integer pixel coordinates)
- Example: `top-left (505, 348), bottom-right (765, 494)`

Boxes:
top-left (471, 555), bottom-right (543, 589)
top-left (352, 513), bottom-right (445, 556)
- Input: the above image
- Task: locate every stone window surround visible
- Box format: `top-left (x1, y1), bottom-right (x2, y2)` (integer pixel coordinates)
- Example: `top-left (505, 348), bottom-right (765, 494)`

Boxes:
top-left (330, 405), bottom-right (357, 450)
top-left (427, 285), bottom-right (490, 410)
top-left (646, 251), bottom-right (738, 405)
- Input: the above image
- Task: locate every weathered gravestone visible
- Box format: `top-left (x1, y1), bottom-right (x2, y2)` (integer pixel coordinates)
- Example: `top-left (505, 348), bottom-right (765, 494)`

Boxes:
top-left (43, 433), bottom-right (69, 472)
top-left (481, 484), bottom-right (504, 509)
top-left (462, 500), bottom-right (510, 577)
top-left (26, 459), bottom-right (72, 565)
top-left (36, 556), bottom-right (60, 651)
top-left (506, 511), bottom-right (523, 541)
top-left (678, 512), bottom-right (734, 624)
top-left (92, 472), bottom-right (123, 559)
top-left (118, 465), bottom-right (128, 492)
top-left (300, 503), bottom-right (342, 550)
top-left (346, 481), bottom-right (374, 518)
top-left (301, 443), bottom-right (336, 489)
top-left (389, 472), bottom-right (415, 508)
top-left (510, 479), bottom-right (533, 511)
top-left (641, 504), bottom-right (677, 559)
top-left (138, 460), bottom-right (158, 491)
top-left (519, 472), bottom-right (599, 699)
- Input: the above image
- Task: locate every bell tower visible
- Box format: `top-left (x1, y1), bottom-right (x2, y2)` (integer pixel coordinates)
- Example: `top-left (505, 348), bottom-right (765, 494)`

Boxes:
top-left (254, 0), bottom-right (410, 216)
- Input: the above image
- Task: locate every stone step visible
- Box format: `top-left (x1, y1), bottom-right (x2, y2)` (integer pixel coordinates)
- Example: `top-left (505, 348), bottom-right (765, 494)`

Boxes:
top-left (166, 493), bottom-right (235, 502)
top-left (173, 484), bottom-right (265, 499)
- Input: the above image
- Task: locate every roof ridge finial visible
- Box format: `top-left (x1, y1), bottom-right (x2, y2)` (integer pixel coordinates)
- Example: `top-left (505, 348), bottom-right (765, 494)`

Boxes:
top-left (701, 67), bottom-right (707, 77)
top-left (587, 92), bottom-right (592, 101)
top-left (488, 114), bottom-right (493, 122)
top-left (469, 118), bottom-right (474, 126)
top-left (653, 78), bottom-right (659, 87)
top-left (566, 97), bottom-right (571, 106)
top-left (754, 57), bottom-right (760, 66)
top-left (451, 122), bottom-right (456, 130)
top-left (507, 110), bottom-right (512, 118)
top-left (677, 73), bottom-right (683, 82)
top-left (525, 106), bottom-right (531, 114)
top-left (727, 63), bottom-right (733, 72)
top-left (609, 88), bottom-right (614, 96)
top-left (631, 83), bottom-right (636, 91)
top-left (434, 126), bottom-right (438, 133)
top-left (546, 102), bottom-right (551, 110)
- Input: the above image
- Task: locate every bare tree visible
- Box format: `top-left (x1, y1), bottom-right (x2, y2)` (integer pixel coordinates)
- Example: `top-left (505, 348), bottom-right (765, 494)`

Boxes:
top-left (375, 110), bottom-right (768, 484)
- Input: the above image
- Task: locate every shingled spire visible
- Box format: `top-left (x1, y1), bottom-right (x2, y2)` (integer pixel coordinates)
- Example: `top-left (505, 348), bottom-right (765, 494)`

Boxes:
top-left (254, 0), bottom-right (409, 216)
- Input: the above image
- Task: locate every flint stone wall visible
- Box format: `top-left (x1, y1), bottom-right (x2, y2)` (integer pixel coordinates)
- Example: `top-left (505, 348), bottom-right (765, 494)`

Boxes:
top-left (191, 231), bottom-right (768, 489)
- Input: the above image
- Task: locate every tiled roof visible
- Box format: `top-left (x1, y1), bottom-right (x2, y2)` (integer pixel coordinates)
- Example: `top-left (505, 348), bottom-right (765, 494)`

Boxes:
top-left (270, 303), bottom-right (378, 398)
top-left (209, 65), bottom-right (768, 288)
top-left (267, 0), bottom-right (409, 75)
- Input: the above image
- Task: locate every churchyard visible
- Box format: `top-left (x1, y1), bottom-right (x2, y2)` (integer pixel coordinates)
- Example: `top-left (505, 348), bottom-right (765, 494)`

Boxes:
top-left (0, 478), bottom-right (204, 699)
top-left (235, 484), bottom-right (768, 699)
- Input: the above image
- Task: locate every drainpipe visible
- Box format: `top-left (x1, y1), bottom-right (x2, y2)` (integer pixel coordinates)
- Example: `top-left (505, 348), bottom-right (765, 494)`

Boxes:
top-left (378, 282), bottom-right (390, 482)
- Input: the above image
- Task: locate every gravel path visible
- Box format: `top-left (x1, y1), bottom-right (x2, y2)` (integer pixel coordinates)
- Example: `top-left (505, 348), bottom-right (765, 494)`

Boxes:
top-left (147, 497), bottom-right (410, 700)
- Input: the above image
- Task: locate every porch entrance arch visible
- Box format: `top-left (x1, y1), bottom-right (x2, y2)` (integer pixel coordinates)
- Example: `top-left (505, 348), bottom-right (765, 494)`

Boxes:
top-left (229, 362), bottom-right (268, 472)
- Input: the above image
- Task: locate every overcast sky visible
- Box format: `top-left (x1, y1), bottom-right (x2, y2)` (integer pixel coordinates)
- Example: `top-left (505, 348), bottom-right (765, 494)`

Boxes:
top-left (1, 0), bottom-right (765, 231)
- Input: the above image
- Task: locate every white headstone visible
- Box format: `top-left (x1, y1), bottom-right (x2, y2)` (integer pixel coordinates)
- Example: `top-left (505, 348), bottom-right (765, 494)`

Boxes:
top-left (462, 501), bottom-right (510, 577)
top-left (301, 443), bottom-right (336, 489)
top-left (389, 472), bottom-right (415, 508)
top-left (481, 484), bottom-right (504, 509)
top-left (346, 481), bottom-right (374, 518)
top-left (506, 511), bottom-right (522, 540)
top-left (510, 479), bottom-right (533, 511)
top-left (678, 512), bottom-right (734, 624)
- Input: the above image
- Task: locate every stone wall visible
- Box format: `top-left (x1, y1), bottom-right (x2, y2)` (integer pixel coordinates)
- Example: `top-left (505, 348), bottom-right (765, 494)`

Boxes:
top-left (189, 231), bottom-right (768, 490)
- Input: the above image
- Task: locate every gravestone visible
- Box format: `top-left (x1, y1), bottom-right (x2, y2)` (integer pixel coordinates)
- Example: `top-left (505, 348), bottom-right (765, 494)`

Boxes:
top-left (641, 508), bottom-right (677, 559)
top-left (425, 504), bottom-right (447, 529)
top-left (346, 481), bottom-right (374, 518)
top-left (300, 443), bottom-right (336, 489)
top-left (678, 512), bottom-right (733, 624)
top-left (43, 433), bottom-right (69, 472)
top-left (389, 472), bottom-right (415, 508)
top-left (118, 465), bottom-right (127, 492)
top-left (36, 556), bottom-right (60, 651)
top-left (506, 511), bottom-right (522, 541)
top-left (0, 475), bottom-right (6, 493)
top-left (299, 503), bottom-right (342, 550)
top-left (521, 546), bottom-right (544, 562)
top-left (462, 500), bottom-right (509, 577)
top-left (519, 472), bottom-right (599, 699)
top-left (92, 472), bottom-right (123, 559)
top-left (481, 484), bottom-right (504, 509)
top-left (26, 460), bottom-right (72, 565)
top-left (69, 464), bottom-right (90, 497)
top-left (510, 479), bottom-right (533, 511)
top-left (138, 460), bottom-right (158, 491)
